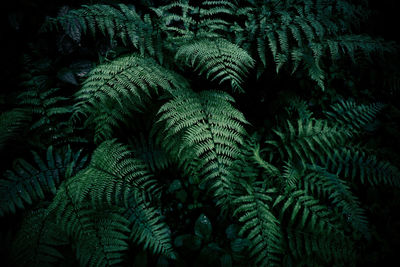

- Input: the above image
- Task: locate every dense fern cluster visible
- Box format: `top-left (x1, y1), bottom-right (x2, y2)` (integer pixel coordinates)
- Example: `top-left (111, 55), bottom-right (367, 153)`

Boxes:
top-left (1, 0), bottom-right (399, 266)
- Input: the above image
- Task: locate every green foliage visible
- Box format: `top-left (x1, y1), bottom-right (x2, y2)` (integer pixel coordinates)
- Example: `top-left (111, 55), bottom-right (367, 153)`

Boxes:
top-left (158, 90), bottom-right (247, 208)
top-left (266, 119), bottom-right (351, 166)
top-left (324, 99), bottom-right (385, 131)
top-left (18, 77), bottom-right (78, 147)
top-left (11, 208), bottom-right (67, 267)
top-left (175, 38), bottom-right (255, 91)
top-left (153, 0), bottom-right (237, 42)
top-left (44, 4), bottom-right (163, 59)
top-left (73, 54), bottom-right (187, 143)
top-left (0, 109), bottom-right (29, 151)
top-left (46, 141), bottom-right (176, 262)
top-left (1, 0), bottom-right (399, 266)
top-left (125, 198), bottom-right (176, 259)
top-left (49, 187), bottom-right (131, 267)
top-left (323, 147), bottom-right (400, 187)
top-left (233, 182), bottom-right (283, 267)
top-left (236, 0), bottom-right (393, 88)
top-left (0, 145), bottom-right (87, 216)
top-left (66, 140), bottom-right (159, 207)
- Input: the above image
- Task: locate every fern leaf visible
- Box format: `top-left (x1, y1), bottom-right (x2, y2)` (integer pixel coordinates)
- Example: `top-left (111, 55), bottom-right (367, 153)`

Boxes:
top-left (266, 119), bottom-right (350, 166)
top-left (45, 4), bottom-right (162, 58)
top-left (303, 165), bottom-right (369, 238)
top-left (11, 208), bottom-right (67, 267)
top-left (0, 146), bottom-right (87, 216)
top-left (125, 197), bottom-right (176, 259)
top-left (324, 99), bottom-right (384, 132)
top-left (175, 38), bottom-right (254, 92)
top-left (74, 54), bottom-right (187, 124)
top-left (158, 90), bottom-right (247, 208)
top-left (49, 186), bottom-right (130, 267)
top-left (234, 182), bottom-right (283, 267)
top-left (325, 147), bottom-right (400, 187)
top-left (0, 109), bottom-right (29, 151)
top-left (67, 140), bottom-right (159, 207)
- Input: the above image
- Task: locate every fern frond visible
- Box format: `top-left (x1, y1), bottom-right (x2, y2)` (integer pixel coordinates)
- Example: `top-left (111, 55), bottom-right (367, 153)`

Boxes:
top-left (128, 133), bottom-right (171, 172)
top-left (0, 146), bottom-right (87, 216)
top-left (303, 165), bottom-right (369, 238)
top-left (325, 147), bottom-right (400, 187)
top-left (285, 227), bottom-right (355, 265)
top-left (324, 99), bottom-right (384, 131)
top-left (11, 208), bottom-right (67, 267)
top-left (175, 38), bottom-right (255, 92)
top-left (67, 140), bottom-right (159, 207)
top-left (273, 189), bottom-right (343, 236)
top-left (233, 182), bottom-right (283, 267)
top-left (74, 54), bottom-right (187, 126)
top-left (18, 86), bottom-right (76, 147)
top-left (125, 197), bottom-right (176, 259)
top-left (0, 109), bottom-right (29, 151)
top-left (266, 119), bottom-right (351, 166)
top-left (241, 0), bottom-right (393, 89)
top-left (49, 186), bottom-right (130, 267)
top-left (158, 90), bottom-right (248, 208)
top-left (45, 4), bottom-right (162, 58)
top-left (198, 1), bottom-right (237, 38)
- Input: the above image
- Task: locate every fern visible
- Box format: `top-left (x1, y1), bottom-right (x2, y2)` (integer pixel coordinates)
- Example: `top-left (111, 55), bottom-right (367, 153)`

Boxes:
top-left (153, 0), bottom-right (236, 42)
top-left (128, 133), bottom-right (171, 173)
top-left (67, 140), bottom-right (159, 207)
top-left (175, 38), bottom-right (255, 92)
top-left (1, 1), bottom-right (398, 266)
top-left (233, 182), bottom-right (283, 267)
top-left (324, 99), bottom-right (385, 131)
top-left (18, 82), bottom-right (77, 147)
top-left (158, 90), bottom-right (248, 208)
top-left (45, 4), bottom-right (163, 59)
top-left (237, 0), bottom-right (393, 89)
top-left (0, 108), bottom-right (29, 151)
top-left (74, 54), bottom-right (187, 142)
top-left (284, 228), bottom-right (355, 265)
top-left (0, 145), bottom-right (87, 216)
top-left (46, 140), bottom-right (176, 260)
top-left (125, 196), bottom-right (176, 259)
top-left (266, 119), bottom-right (351, 166)
top-left (302, 165), bottom-right (369, 238)
top-left (11, 207), bottom-right (67, 267)
top-left (324, 147), bottom-right (400, 187)
top-left (49, 186), bottom-right (130, 267)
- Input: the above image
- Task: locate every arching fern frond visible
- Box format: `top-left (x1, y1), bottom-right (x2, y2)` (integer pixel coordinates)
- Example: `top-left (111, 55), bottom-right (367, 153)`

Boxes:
top-left (175, 38), bottom-right (255, 92)
top-left (303, 165), bottom-right (369, 238)
top-left (49, 186), bottom-right (130, 267)
top-left (45, 4), bottom-right (163, 59)
top-left (0, 146), bottom-right (87, 216)
top-left (11, 208), bottom-right (67, 267)
top-left (198, 1), bottom-right (238, 38)
top-left (0, 108), bottom-right (29, 151)
top-left (125, 196), bottom-right (176, 259)
top-left (74, 54), bottom-right (187, 129)
top-left (324, 99), bottom-right (384, 132)
top-left (158, 90), bottom-right (248, 208)
top-left (237, 0), bottom-right (393, 89)
top-left (67, 140), bottom-right (159, 207)
top-left (128, 133), bottom-right (171, 173)
top-left (324, 147), bottom-right (400, 187)
top-left (266, 119), bottom-right (351, 166)
top-left (18, 85), bottom-right (77, 147)
top-left (285, 227), bottom-right (355, 265)
top-left (153, 0), bottom-right (236, 43)
top-left (233, 182), bottom-right (283, 267)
